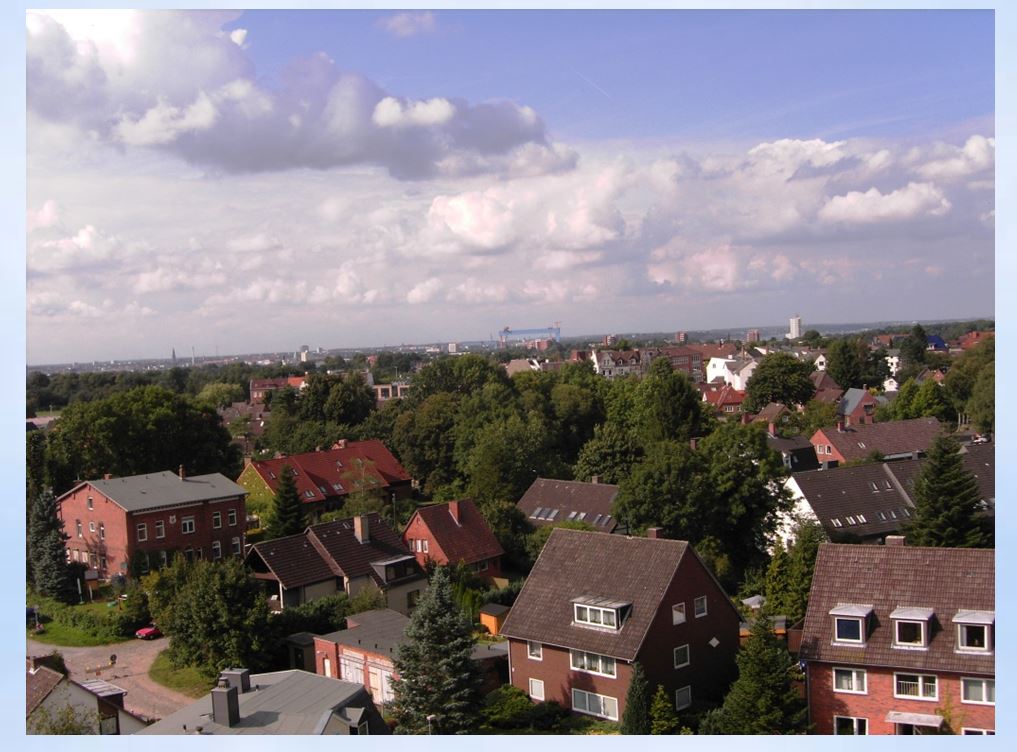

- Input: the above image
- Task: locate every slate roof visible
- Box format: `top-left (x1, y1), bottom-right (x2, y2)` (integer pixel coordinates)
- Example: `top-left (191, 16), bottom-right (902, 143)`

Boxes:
top-left (308, 513), bottom-right (422, 588)
top-left (800, 544), bottom-right (994, 676)
top-left (408, 500), bottom-right (504, 566)
top-left (813, 418), bottom-right (944, 462)
top-left (76, 471), bottom-right (246, 513)
top-left (884, 443), bottom-right (995, 511)
top-left (26, 665), bottom-right (64, 717)
top-left (499, 528), bottom-right (691, 661)
top-left (247, 533), bottom-right (337, 589)
top-left (138, 670), bottom-right (380, 735)
top-left (517, 478), bottom-right (620, 532)
top-left (248, 442), bottom-right (410, 506)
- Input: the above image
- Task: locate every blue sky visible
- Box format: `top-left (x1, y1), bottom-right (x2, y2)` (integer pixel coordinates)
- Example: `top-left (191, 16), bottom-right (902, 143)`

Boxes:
top-left (26, 9), bottom-right (995, 363)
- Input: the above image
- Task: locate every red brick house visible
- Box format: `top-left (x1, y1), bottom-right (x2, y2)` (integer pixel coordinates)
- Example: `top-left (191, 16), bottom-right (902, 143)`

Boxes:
top-left (401, 500), bottom-right (504, 578)
top-left (800, 541), bottom-right (994, 735)
top-left (57, 469), bottom-right (248, 578)
top-left (811, 417), bottom-right (943, 464)
top-left (249, 376), bottom-right (307, 404)
top-left (499, 529), bottom-right (740, 722)
top-left (837, 388), bottom-right (885, 427)
top-left (700, 383), bottom-right (746, 417)
top-left (642, 346), bottom-right (704, 382)
top-left (236, 441), bottom-right (413, 522)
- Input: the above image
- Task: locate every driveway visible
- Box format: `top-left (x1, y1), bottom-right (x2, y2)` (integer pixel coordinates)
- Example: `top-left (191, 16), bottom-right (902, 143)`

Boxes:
top-left (27, 635), bottom-right (194, 721)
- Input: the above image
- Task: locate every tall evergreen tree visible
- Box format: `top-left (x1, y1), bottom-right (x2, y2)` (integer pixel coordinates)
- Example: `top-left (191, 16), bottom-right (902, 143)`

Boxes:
top-left (905, 435), bottom-right (989, 548)
top-left (28, 489), bottom-right (76, 603)
top-left (621, 661), bottom-right (651, 734)
top-left (390, 566), bottom-right (481, 734)
top-left (764, 520), bottom-right (826, 625)
top-left (649, 684), bottom-right (680, 735)
top-left (702, 612), bottom-right (808, 734)
top-left (270, 465), bottom-right (307, 538)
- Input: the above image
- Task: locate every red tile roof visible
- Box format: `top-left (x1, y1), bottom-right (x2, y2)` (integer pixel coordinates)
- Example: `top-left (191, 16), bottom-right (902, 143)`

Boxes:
top-left (406, 500), bottom-right (503, 566)
top-left (247, 532), bottom-right (338, 589)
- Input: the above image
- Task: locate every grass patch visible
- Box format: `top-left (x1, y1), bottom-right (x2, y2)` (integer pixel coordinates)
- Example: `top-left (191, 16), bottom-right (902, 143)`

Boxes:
top-left (28, 619), bottom-right (131, 647)
top-left (148, 650), bottom-right (215, 698)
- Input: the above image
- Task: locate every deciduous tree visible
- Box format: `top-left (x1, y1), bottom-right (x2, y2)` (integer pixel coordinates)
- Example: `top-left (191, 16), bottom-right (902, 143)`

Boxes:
top-left (743, 354), bottom-right (815, 413)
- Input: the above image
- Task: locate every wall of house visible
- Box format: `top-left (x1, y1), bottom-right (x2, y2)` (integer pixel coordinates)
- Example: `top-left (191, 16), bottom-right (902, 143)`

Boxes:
top-left (384, 578), bottom-right (427, 616)
top-left (303, 579), bottom-right (339, 603)
top-left (402, 514), bottom-right (445, 568)
top-left (129, 496), bottom-right (247, 571)
top-left (313, 639), bottom-right (397, 706)
top-left (235, 464), bottom-right (275, 514)
top-left (808, 663), bottom-right (995, 734)
top-left (59, 486), bottom-right (126, 577)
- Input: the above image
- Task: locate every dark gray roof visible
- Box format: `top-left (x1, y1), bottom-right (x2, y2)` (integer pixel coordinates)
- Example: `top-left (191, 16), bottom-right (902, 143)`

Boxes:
top-left (517, 478), bottom-right (620, 532)
top-left (138, 670), bottom-right (375, 735)
top-left (81, 471), bottom-right (246, 512)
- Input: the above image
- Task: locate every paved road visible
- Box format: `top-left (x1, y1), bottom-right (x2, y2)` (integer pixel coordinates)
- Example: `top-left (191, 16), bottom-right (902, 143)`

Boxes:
top-left (27, 635), bottom-right (194, 721)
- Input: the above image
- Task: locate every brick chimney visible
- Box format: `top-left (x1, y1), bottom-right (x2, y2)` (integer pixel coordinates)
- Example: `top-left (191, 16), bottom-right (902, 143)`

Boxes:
top-left (179, 464), bottom-right (186, 480)
top-left (885, 535), bottom-right (906, 547)
top-left (354, 515), bottom-right (370, 544)
top-left (689, 437), bottom-right (699, 451)
top-left (590, 475), bottom-right (600, 485)
top-left (334, 439), bottom-right (347, 450)
top-left (448, 500), bottom-right (460, 524)
top-left (836, 418), bottom-right (845, 432)
top-left (768, 422), bottom-right (776, 438)
top-left (646, 527), bottom-right (663, 539)
top-left (103, 473), bottom-right (113, 480)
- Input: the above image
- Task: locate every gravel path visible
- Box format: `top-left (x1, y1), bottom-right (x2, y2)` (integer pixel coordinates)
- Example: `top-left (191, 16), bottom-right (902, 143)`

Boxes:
top-left (27, 635), bottom-right (195, 721)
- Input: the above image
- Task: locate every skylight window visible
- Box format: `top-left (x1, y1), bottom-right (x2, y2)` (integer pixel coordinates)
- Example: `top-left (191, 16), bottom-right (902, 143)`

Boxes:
top-left (531, 507), bottom-right (544, 519)
top-left (831, 518), bottom-right (843, 528)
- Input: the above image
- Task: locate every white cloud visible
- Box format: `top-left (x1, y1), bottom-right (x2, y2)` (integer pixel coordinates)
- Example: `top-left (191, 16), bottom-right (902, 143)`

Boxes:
top-left (115, 91), bottom-right (219, 146)
top-left (818, 182), bottom-right (951, 224)
top-left (428, 191), bottom-right (517, 251)
top-left (406, 277), bottom-right (443, 304)
top-left (229, 28), bottom-right (247, 47)
top-left (915, 135), bottom-right (994, 180)
top-left (378, 12), bottom-right (436, 38)
top-left (373, 96), bottom-right (456, 128)
top-left (28, 200), bottom-right (59, 232)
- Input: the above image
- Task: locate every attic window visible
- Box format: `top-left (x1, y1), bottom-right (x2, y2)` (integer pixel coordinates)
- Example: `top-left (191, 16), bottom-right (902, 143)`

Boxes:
top-left (830, 604), bottom-right (872, 645)
top-left (877, 511), bottom-right (887, 521)
top-left (857, 514), bottom-right (867, 523)
top-left (954, 610), bottom-right (994, 653)
top-left (304, 490), bottom-right (315, 498)
top-left (858, 442), bottom-right (866, 449)
top-left (870, 482), bottom-right (879, 492)
top-left (846, 516), bottom-right (857, 525)
top-left (318, 485), bottom-right (328, 494)
top-left (884, 480), bottom-right (893, 490)
top-left (831, 518), bottom-right (843, 528)
top-left (567, 511), bottom-right (578, 521)
top-left (890, 607), bottom-right (934, 649)
top-left (592, 514), bottom-right (603, 526)
top-left (531, 507), bottom-right (544, 519)
top-left (332, 483), bottom-right (344, 492)
top-left (576, 512), bottom-right (587, 521)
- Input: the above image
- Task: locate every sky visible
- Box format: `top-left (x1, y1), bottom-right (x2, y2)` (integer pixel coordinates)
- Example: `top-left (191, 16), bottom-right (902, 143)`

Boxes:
top-left (25, 9), bottom-right (995, 364)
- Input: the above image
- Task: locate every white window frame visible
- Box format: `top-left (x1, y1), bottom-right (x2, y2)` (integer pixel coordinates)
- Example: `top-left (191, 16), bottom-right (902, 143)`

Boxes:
top-left (89, 521), bottom-right (96, 533)
top-left (694, 596), bottom-right (708, 618)
top-left (574, 603), bottom-right (618, 629)
top-left (356, 722), bottom-right (369, 735)
top-left (571, 689), bottom-right (619, 721)
top-left (672, 603), bottom-right (686, 625)
top-left (961, 678), bottom-right (994, 705)
top-left (893, 672), bottom-right (938, 701)
top-left (675, 685), bottom-right (692, 711)
top-left (834, 617), bottom-right (864, 644)
top-left (957, 623), bottom-right (992, 653)
top-left (227, 509), bottom-right (238, 526)
top-left (76, 520), bottom-right (82, 538)
top-left (834, 716), bottom-right (868, 735)
top-left (528, 678), bottom-right (545, 701)
top-left (136, 523), bottom-right (148, 542)
top-left (212, 511), bottom-right (222, 529)
top-left (231, 537), bottom-right (242, 556)
top-left (155, 520), bottom-right (165, 539)
top-left (894, 619), bottom-right (927, 648)
top-left (833, 667), bottom-right (867, 694)
top-left (181, 516), bottom-right (196, 534)
top-left (570, 649), bottom-right (617, 678)
top-left (527, 641), bottom-right (542, 661)
top-left (98, 523), bottom-right (105, 541)
top-left (87, 496), bottom-right (93, 510)
top-left (673, 644), bottom-right (690, 669)
top-left (212, 541), bottom-right (222, 559)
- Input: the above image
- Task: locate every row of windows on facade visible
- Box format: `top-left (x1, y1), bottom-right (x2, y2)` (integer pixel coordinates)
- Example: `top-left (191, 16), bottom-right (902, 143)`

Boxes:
top-left (831, 607), bottom-right (994, 652)
top-left (525, 681), bottom-right (692, 720)
top-left (571, 595), bottom-right (708, 632)
top-left (832, 668), bottom-right (994, 704)
top-left (68, 538), bottom-right (243, 570)
top-left (526, 642), bottom-right (692, 673)
top-left (833, 716), bottom-right (994, 735)
top-left (135, 509), bottom-right (239, 542)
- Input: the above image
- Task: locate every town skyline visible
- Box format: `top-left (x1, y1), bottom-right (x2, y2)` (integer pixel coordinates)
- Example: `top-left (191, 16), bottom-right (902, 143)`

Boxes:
top-left (27, 9), bottom-right (994, 365)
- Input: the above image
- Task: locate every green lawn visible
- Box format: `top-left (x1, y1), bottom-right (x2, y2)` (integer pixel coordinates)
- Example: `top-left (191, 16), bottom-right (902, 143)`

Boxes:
top-left (27, 598), bottom-right (132, 647)
top-left (148, 650), bottom-right (215, 698)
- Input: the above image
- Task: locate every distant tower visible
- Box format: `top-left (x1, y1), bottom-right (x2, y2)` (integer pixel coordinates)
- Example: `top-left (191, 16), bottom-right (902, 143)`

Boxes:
top-left (789, 314), bottom-right (802, 340)
top-left (746, 329), bottom-right (760, 344)
top-left (171, 348), bottom-right (176, 365)
top-left (675, 331), bottom-right (688, 344)
top-left (191, 346), bottom-right (196, 366)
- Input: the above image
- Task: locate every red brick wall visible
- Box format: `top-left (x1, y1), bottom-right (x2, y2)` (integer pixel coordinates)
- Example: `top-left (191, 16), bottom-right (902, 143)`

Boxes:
top-left (402, 514), bottom-right (447, 568)
top-left (60, 486), bottom-right (128, 576)
top-left (129, 498), bottom-right (247, 566)
top-left (808, 663), bottom-right (995, 734)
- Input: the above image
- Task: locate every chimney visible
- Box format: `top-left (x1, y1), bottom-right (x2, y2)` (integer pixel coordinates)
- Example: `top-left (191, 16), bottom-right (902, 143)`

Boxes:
top-left (103, 473), bottom-right (113, 480)
top-left (646, 527), bottom-right (663, 539)
top-left (354, 515), bottom-right (370, 543)
top-left (179, 464), bottom-right (186, 480)
top-left (211, 681), bottom-right (240, 727)
top-left (590, 475), bottom-right (600, 485)
top-left (689, 437), bottom-right (699, 451)
top-left (220, 668), bottom-right (251, 693)
top-left (448, 500), bottom-right (460, 524)
top-left (334, 439), bottom-right (347, 450)
top-left (768, 421), bottom-right (776, 438)
top-left (885, 535), bottom-right (906, 547)
top-left (836, 418), bottom-right (845, 432)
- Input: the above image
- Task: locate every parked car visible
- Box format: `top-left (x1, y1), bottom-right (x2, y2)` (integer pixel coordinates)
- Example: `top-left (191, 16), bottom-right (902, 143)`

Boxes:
top-left (135, 624), bottom-right (162, 640)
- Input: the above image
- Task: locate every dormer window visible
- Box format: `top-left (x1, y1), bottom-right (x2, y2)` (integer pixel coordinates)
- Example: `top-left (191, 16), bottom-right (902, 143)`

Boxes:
top-left (830, 604), bottom-right (872, 644)
top-left (890, 607), bottom-right (933, 649)
top-left (953, 610), bottom-right (994, 653)
top-left (573, 597), bottom-right (630, 630)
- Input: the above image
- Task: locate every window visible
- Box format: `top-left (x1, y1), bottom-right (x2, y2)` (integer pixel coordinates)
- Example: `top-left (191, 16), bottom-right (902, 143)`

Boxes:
top-left (527, 641), bottom-right (542, 660)
top-left (961, 678), bottom-right (994, 705)
top-left (475, 560), bottom-right (488, 572)
top-left (136, 523), bottom-right (148, 542)
top-left (672, 603), bottom-right (686, 625)
top-left (354, 722), bottom-right (369, 735)
top-left (570, 649), bottom-right (617, 677)
top-left (831, 518), bottom-right (843, 528)
top-left (674, 644), bottom-right (690, 668)
top-left (87, 496), bottom-right (93, 510)
top-left (571, 689), bottom-right (618, 721)
top-left (675, 686), bottom-right (692, 711)
top-left (574, 603), bottom-right (618, 629)
top-left (958, 624), bottom-right (991, 652)
top-left (833, 667), bottom-right (867, 694)
top-left (894, 673), bottom-right (937, 701)
top-left (694, 596), bottom-right (708, 618)
top-left (826, 444), bottom-right (832, 454)
top-left (182, 516), bottom-right (195, 534)
top-left (99, 555), bottom-right (107, 570)
top-left (159, 550), bottom-right (168, 567)
top-left (212, 541), bottom-right (222, 559)
top-left (212, 511), bottom-right (222, 529)
top-left (227, 509), bottom-right (238, 526)
top-left (155, 520), bottom-right (165, 539)
top-left (138, 553), bottom-right (149, 574)
top-left (962, 729), bottom-right (995, 735)
top-left (89, 552), bottom-right (97, 567)
top-left (98, 523), bottom-right (105, 541)
top-left (834, 618), bottom-right (863, 643)
top-left (89, 521), bottom-right (96, 533)
top-left (76, 520), bottom-right (82, 538)
top-left (304, 490), bottom-right (315, 498)
top-left (834, 716), bottom-right (868, 735)
top-left (895, 620), bottom-right (926, 647)
top-left (231, 537), bottom-right (242, 556)
top-left (528, 678), bottom-right (545, 701)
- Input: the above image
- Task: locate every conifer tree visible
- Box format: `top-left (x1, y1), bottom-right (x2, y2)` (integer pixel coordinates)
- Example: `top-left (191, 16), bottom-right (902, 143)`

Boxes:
top-left (28, 489), bottom-right (76, 603)
top-left (270, 465), bottom-right (306, 538)
top-left (702, 613), bottom-right (808, 734)
top-left (621, 661), bottom-right (651, 734)
top-left (906, 435), bottom-right (989, 548)
top-left (390, 566), bottom-right (481, 734)
top-left (649, 684), bottom-right (680, 735)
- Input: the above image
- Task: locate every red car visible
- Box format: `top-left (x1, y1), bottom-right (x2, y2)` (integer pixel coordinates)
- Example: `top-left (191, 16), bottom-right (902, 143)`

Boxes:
top-left (135, 625), bottom-right (161, 640)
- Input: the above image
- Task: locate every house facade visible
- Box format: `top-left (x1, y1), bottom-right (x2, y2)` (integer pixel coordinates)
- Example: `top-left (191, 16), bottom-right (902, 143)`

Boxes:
top-left (57, 469), bottom-right (247, 578)
top-left (401, 500), bottom-right (504, 577)
top-left (27, 658), bottom-right (149, 735)
top-left (800, 542), bottom-right (994, 735)
top-left (500, 529), bottom-right (740, 722)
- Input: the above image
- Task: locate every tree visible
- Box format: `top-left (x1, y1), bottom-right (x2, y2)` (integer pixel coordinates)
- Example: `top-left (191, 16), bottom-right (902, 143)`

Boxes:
top-left (909, 379), bottom-right (953, 424)
top-left (195, 382), bottom-right (245, 409)
top-left (899, 323), bottom-right (928, 369)
top-left (636, 358), bottom-right (709, 445)
top-left (905, 435), bottom-right (990, 548)
top-left (621, 661), bottom-right (651, 734)
top-left (743, 353), bottom-right (815, 413)
top-left (463, 414), bottom-right (565, 504)
top-left (785, 399), bottom-right (837, 438)
top-left (763, 519), bottom-right (826, 625)
top-left (390, 566), bottom-right (481, 734)
top-left (270, 465), bottom-right (307, 538)
top-left (614, 441), bottom-right (707, 540)
top-left (966, 363), bottom-right (994, 434)
top-left (28, 489), bottom-right (76, 603)
top-left (573, 422), bottom-right (643, 484)
top-left (825, 338), bottom-right (866, 391)
top-left (702, 612), bottom-right (808, 734)
top-left (649, 684), bottom-right (681, 734)
top-left (392, 392), bottom-right (461, 495)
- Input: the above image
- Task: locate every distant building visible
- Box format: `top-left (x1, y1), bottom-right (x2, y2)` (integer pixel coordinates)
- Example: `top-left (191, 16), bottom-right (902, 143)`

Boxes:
top-left (448, 342), bottom-right (458, 354)
top-left (746, 329), bottom-right (760, 343)
top-left (789, 314), bottom-right (802, 340)
top-left (675, 331), bottom-right (688, 344)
